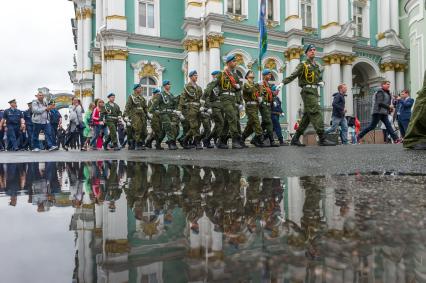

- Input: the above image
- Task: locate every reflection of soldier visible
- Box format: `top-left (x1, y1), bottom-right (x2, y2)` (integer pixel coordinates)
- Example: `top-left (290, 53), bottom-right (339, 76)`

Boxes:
top-left (125, 162), bottom-right (148, 209)
top-left (105, 161), bottom-right (122, 212)
top-left (123, 84), bottom-right (148, 150)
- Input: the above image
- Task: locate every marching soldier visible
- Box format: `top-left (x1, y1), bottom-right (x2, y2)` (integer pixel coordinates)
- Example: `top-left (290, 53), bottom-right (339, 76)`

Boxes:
top-left (146, 88), bottom-right (162, 150)
top-left (178, 70), bottom-right (203, 150)
top-left (102, 93), bottom-right (122, 151)
top-left (1, 99), bottom-right (25, 151)
top-left (213, 55), bottom-right (244, 149)
top-left (123, 84), bottom-right (148, 150)
top-left (204, 70), bottom-right (223, 147)
top-left (282, 44), bottom-right (336, 146)
top-left (258, 69), bottom-right (279, 147)
top-left (241, 70), bottom-right (264, 147)
top-left (149, 80), bottom-right (178, 150)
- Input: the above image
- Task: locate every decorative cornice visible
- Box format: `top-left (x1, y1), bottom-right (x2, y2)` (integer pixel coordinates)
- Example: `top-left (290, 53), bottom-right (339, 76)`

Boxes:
top-left (93, 64), bottom-right (101, 74)
top-left (104, 49), bottom-right (128, 60)
top-left (266, 20), bottom-right (279, 29)
top-left (323, 54), bottom-right (357, 65)
top-left (187, 0), bottom-right (202, 7)
top-left (207, 34), bottom-right (225, 49)
top-left (106, 15), bottom-right (127, 20)
top-left (105, 239), bottom-right (130, 254)
top-left (227, 13), bottom-right (247, 22)
top-left (76, 7), bottom-right (92, 20)
top-left (138, 63), bottom-right (159, 78)
top-left (284, 47), bottom-right (304, 61)
top-left (82, 89), bottom-right (93, 98)
top-left (321, 21), bottom-right (340, 30)
top-left (183, 39), bottom-right (202, 52)
top-left (380, 62), bottom-right (407, 72)
top-left (285, 15), bottom-right (300, 21)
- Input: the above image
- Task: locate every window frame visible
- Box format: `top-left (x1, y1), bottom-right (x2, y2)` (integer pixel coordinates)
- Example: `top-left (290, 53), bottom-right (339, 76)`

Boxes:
top-left (299, 0), bottom-right (317, 29)
top-left (351, 0), bottom-right (370, 40)
top-left (139, 76), bottom-right (158, 102)
top-left (136, 0), bottom-right (160, 37)
top-left (225, 0), bottom-right (248, 18)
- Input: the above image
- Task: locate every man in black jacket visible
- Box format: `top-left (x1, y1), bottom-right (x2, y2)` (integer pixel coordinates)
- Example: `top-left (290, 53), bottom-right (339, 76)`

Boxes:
top-left (357, 81), bottom-right (400, 143)
top-left (324, 84), bottom-right (349, 144)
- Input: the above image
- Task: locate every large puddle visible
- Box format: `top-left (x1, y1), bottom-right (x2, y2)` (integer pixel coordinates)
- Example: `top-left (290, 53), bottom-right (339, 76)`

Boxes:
top-left (0, 162), bottom-right (425, 283)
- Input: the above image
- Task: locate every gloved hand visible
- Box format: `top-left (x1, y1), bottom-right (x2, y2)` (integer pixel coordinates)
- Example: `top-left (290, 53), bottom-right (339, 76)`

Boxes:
top-left (179, 114), bottom-right (185, 121)
top-left (257, 97), bottom-right (263, 103)
top-left (238, 104), bottom-right (245, 111)
top-left (147, 113), bottom-right (153, 120)
top-left (235, 84), bottom-right (241, 90)
top-left (207, 108), bottom-right (212, 115)
top-left (277, 83), bottom-right (284, 91)
top-left (200, 99), bottom-right (206, 106)
top-left (174, 110), bottom-right (182, 116)
top-left (280, 112), bottom-right (285, 117)
top-left (199, 107), bottom-right (205, 112)
top-left (123, 117), bottom-right (129, 122)
top-left (318, 82), bottom-right (324, 87)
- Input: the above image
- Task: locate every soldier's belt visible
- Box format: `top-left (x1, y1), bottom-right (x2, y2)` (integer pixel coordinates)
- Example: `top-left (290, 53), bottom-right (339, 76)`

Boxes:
top-left (262, 102), bottom-right (271, 106)
top-left (303, 84), bottom-right (319, 88)
top-left (136, 107), bottom-right (143, 110)
top-left (189, 102), bottom-right (200, 106)
top-left (222, 92), bottom-right (236, 96)
top-left (160, 109), bottom-right (174, 113)
top-left (246, 101), bottom-right (258, 105)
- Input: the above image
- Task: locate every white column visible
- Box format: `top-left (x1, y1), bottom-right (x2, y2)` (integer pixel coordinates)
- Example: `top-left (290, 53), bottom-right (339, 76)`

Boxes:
top-left (342, 62), bottom-right (354, 116)
top-left (396, 70), bottom-right (405, 94)
top-left (104, 51), bottom-right (128, 110)
top-left (338, 0), bottom-right (349, 25)
top-left (184, 39), bottom-right (200, 83)
top-left (383, 63), bottom-right (396, 95)
top-left (95, 0), bottom-right (103, 30)
top-left (76, 15), bottom-right (83, 76)
top-left (390, 0), bottom-right (399, 33)
top-left (284, 0), bottom-right (302, 32)
top-left (287, 177), bottom-right (304, 227)
top-left (207, 35), bottom-right (223, 77)
top-left (82, 7), bottom-right (93, 109)
top-left (378, 0), bottom-right (391, 33)
top-left (322, 0), bottom-right (340, 38)
top-left (105, 0), bottom-right (127, 30)
top-left (285, 48), bottom-right (302, 134)
top-left (327, 57), bottom-right (342, 123)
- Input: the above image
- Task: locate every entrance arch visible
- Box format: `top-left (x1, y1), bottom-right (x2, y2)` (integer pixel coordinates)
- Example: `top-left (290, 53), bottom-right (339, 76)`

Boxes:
top-left (352, 59), bottom-right (383, 129)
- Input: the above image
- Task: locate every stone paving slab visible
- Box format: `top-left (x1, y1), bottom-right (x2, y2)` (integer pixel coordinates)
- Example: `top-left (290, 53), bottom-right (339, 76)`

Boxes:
top-left (0, 144), bottom-right (424, 177)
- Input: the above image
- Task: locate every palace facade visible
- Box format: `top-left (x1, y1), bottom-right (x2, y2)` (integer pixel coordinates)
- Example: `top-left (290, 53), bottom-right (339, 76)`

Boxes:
top-left (68, 0), bottom-right (414, 133)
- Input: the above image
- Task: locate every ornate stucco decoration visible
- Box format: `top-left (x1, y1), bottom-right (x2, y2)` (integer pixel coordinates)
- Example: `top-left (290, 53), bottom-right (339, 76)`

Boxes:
top-left (207, 34), bottom-right (225, 49)
top-left (183, 39), bottom-right (202, 52)
top-left (93, 64), bottom-right (101, 74)
top-left (284, 47), bottom-right (304, 61)
top-left (104, 49), bottom-right (129, 61)
top-left (76, 7), bottom-right (92, 20)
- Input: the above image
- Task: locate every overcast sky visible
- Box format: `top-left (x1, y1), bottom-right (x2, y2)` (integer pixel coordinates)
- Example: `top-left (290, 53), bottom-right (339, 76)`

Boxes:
top-left (0, 0), bottom-right (75, 110)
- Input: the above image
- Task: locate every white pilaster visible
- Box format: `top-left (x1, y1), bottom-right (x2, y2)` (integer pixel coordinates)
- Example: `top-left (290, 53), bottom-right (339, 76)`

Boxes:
top-left (96, 0), bottom-right (103, 30)
top-left (338, 0), bottom-right (349, 25)
top-left (104, 52), bottom-right (128, 110)
top-left (327, 61), bottom-right (342, 122)
top-left (321, 0), bottom-right (340, 38)
top-left (378, 0), bottom-right (391, 33)
top-left (390, 0), bottom-right (399, 33)
top-left (184, 39), bottom-right (201, 83)
top-left (342, 63), bottom-right (354, 116)
top-left (105, 0), bottom-right (127, 30)
top-left (285, 48), bottom-right (303, 134)
top-left (384, 69), bottom-right (396, 95)
top-left (207, 34), bottom-right (224, 78)
top-left (284, 0), bottom-right (302, 32)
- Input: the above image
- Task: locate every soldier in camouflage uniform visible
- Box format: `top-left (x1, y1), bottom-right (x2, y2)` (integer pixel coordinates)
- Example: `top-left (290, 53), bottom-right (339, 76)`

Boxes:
top-left (102, 93), bottom-right (122, 151)
top-left (178, 70), bottom-right (203, 150)
top-left (123, 84), bottom-right (148, 150)
top-left (404, 70), bottom-right (426, 150)
top-left (241, 70), bottom-right (264, 147)
top-left (146, 89), bottom-right (162, 149)
top-left (204, 71), bottom-right (224, 147)
top-left (211, 55), bottom-right (244, 149)
top-left (258, 69), bottom-right (279, 147)
top-left (148, 80), bottom-right (178, 150)
top-left (282, 44), bottom-right (336, 146)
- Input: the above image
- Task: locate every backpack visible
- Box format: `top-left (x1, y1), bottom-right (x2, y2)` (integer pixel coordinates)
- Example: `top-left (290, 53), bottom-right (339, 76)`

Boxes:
top-left (347, 116), bottom-right (355, 127)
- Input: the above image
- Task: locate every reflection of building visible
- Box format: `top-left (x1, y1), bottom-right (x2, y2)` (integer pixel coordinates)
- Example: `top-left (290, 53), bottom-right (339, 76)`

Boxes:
top-left (68, 0), bottom-right (413, 133)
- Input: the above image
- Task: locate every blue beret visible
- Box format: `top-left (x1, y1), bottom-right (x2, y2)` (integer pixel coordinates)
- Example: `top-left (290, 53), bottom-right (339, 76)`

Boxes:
top-left (107, 93), bottom-right (115, 98)
top-left (211, 70), bottom-right (220, 76)
top-left (152, 88), bottom-right (161, 94)
top-left (225, 54), bottom-right (236, 64)
top-left (262, 69), bottom-right (272, 76)
top-left (189, 70), bottom-right (197, 77)
top-left (133, 83), bottom-right (141, 90)
top-left (162, 80), bottom-right (171, 86)
top-left (305, 44), bottom-right (316, 54)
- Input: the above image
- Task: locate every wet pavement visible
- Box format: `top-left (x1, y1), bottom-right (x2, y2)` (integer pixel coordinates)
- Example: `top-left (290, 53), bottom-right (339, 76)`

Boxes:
top-left (0, 161), bottom-right (425, 283)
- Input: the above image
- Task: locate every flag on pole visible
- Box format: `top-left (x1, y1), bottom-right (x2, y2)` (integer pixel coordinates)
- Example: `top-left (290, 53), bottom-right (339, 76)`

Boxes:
top-left (258, 0), bottom-right (268, 68)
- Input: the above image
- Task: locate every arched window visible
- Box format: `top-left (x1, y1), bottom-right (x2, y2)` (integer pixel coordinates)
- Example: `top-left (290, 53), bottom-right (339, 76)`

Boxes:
top-left (140, 77), bottom-right (157, 100)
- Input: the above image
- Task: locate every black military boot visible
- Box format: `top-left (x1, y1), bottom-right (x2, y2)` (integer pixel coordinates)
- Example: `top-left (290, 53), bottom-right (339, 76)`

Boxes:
top-left (278, 137), bottom-right (287, 146)
top-left (195, 138), bottom-right (203, 150)
top-left (168, 141), bottom-right (178, 150)
top-left (135, 142), bottom-right (145, 150)
top-left (145, 137), bottom-right (153, 149)
top-left (240, 135), bottom-right (248, 148)
top-left (103, 138), bottom-right (110, 150)
top-left (217, 137), bottom-right (228, 149)
top-left (269, 135), bottom-right (280, 147)
top-left (232, 137), bottom-right (243, 149)
top-left (113, 143), bottom-right (120, 151)
top-left (155, 140), bottom-right (164, 150)
top-left (252, 135), bottom-right (264, 147)
top-left (128, 141), bottom-right (135, 150)
top-left (318, 134), bottom-right (337, 146)
top-left (290, 134), bottom-right (305, 147)
top-left (182, 136), bottom-right (194, 149)
top-left (203, 138), bottom-right (214, 149)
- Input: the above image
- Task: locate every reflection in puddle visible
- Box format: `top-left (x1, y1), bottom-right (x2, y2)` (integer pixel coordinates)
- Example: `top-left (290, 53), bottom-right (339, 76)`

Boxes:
top-left (0, 162), bottom-right (426, 282)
